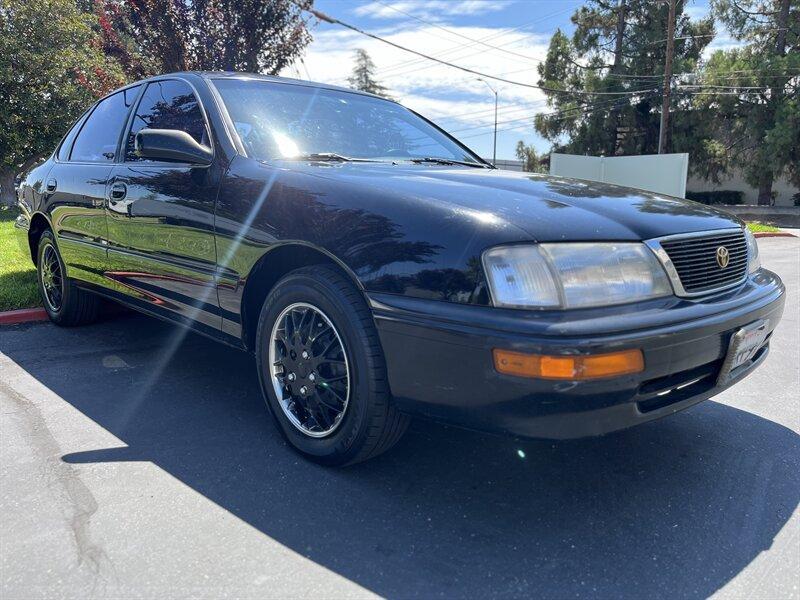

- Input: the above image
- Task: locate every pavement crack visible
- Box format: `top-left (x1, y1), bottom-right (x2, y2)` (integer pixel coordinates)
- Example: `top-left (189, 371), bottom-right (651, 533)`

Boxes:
top-left (0, 380), bottom-right (116, 594)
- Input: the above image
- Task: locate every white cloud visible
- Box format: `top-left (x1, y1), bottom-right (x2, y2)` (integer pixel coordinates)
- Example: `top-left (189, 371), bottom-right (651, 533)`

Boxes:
top-left (285, 24), bottom-right (550, 120)
top-left (702, 29), bottom-right (740, 59)
top-left (354, 0), bottom-right (514, 21)
top-left (683, 3), bottom-right (710, 21)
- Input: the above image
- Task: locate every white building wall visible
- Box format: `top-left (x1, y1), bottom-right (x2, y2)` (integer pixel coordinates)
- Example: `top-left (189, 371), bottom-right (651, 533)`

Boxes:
top-left (482, 158), bottom-right (524, 171)
top-left (492, 153), bottom-right (798, 207)
top-left (550, 153), bottom-right (688, 198)
top-left (686, 170), bottom-right (798, 207)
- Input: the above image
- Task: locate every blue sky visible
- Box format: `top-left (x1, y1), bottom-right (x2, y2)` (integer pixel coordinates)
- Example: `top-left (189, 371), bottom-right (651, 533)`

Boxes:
top-left (280, 0), bottom-right (732, 160)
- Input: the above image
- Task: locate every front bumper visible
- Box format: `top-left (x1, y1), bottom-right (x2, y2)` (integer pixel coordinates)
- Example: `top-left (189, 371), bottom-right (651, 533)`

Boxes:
top-left (369, 269), bottom-right (785, 439)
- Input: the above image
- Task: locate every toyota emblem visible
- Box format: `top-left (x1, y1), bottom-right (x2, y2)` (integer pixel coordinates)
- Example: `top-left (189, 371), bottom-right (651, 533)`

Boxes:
top-left (716, 246), bottom-right (730, 268)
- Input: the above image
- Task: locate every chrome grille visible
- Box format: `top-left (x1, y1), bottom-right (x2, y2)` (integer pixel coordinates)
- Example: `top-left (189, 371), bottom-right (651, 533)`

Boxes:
top-left (658, 230), bottom-right (748, 295)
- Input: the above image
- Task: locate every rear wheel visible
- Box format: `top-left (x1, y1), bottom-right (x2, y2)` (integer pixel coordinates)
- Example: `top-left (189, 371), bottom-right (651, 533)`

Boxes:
top-left (36, 230), bottom-right (100, 326)
top-left (255, 266), bottom-right (409, 466)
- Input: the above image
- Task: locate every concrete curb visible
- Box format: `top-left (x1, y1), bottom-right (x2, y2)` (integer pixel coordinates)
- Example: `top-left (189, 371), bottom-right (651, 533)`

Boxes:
top-left (753, 232), bottom-right (796, 238)
top-left (0, 308), bottom-right (48, 326)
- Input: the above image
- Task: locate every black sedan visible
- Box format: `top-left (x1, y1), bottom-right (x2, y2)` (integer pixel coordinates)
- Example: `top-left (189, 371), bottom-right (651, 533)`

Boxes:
top-left (15, 72), bottom-right (785, 465)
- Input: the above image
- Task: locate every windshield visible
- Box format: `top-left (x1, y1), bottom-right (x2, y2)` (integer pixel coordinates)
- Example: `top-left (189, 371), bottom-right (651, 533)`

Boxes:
top-left (212, 78), bottom-right (482, 164)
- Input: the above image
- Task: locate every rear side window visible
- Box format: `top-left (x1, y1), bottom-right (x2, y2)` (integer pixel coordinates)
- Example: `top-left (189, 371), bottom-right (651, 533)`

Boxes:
top-left (126, 80), bottom-right (208, 161)
top-left (57, 112), bottom-right (88, 161)
top-left (69, 86), bottom-right (140, 162)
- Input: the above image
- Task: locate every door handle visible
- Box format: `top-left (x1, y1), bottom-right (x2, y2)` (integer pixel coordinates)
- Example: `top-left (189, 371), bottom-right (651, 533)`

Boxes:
top-left (109, 182), bottom-right (127, 201)
top-left (46, 178), bottom-right (57, 192)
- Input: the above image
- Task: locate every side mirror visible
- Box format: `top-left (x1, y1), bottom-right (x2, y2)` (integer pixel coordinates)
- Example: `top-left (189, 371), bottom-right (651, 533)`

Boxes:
top-left (134, 129), bottom-right (213, 166)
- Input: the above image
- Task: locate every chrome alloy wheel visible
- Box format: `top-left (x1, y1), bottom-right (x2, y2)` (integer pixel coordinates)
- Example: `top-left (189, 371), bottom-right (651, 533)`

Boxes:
top-left (269, 302), bottom-right (351, 437)
top-left (40, 244), bottom-right (64, 312)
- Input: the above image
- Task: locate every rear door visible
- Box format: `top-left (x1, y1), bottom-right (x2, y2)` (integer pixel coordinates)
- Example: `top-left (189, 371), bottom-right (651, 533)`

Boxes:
top-left (105, 78), bottom-right (222, 331)
top-left (45, 86), bottom-right (140, 287)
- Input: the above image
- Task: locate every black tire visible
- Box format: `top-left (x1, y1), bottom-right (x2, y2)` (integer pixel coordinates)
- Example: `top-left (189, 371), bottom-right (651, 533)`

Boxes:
top-left (36, 230), bottom-right (100, 326)
top-left (255, 265), bottom-right (409, 466)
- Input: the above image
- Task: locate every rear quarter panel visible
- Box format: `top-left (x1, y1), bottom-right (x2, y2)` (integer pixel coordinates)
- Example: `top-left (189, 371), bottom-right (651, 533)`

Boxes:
top-left (14, 159), bottom-right (54, 261)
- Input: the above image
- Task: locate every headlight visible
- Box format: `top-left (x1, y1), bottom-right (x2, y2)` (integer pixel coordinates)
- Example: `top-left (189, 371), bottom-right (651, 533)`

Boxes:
top-left (744, 228), bottom-right (761, 273)
top-left (482, 243), bottom-right (672, 309)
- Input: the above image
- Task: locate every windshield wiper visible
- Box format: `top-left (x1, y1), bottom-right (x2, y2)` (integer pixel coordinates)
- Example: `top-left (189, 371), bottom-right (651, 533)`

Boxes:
top-left (409, 157), bottom-right (492, 168)
top-left (292, 153), bottom-right (382, 163)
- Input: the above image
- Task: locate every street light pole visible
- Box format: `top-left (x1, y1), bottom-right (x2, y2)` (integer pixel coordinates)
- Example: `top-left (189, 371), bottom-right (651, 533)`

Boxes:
top-left (478, 78), bottom-right (498, 165)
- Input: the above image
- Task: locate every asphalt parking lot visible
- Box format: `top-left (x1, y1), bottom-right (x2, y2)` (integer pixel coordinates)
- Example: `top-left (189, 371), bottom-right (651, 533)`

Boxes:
top-left (1, 237), bottom-right (798, 599)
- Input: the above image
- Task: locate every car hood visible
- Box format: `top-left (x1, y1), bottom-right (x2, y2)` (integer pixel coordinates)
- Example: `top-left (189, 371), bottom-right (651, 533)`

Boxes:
top-left (280, 162), bottom-right (742, 241)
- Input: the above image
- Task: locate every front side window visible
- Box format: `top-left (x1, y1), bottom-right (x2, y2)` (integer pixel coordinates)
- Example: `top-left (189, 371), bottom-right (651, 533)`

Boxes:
top-left (70, 86), bottom-right (140, 162)
top-left (126, 80), bottom-right (208, 161)
top-left (212, 79), bottom-right (481, 164)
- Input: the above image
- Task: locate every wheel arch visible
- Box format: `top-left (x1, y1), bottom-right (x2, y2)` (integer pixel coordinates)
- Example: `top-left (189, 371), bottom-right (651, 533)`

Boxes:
top-left (240, 242), bottom-right (369, 351)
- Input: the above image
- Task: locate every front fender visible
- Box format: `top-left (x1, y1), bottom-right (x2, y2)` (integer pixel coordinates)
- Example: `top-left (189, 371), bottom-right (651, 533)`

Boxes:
top-left (214, 156), bottom-right (531, 308)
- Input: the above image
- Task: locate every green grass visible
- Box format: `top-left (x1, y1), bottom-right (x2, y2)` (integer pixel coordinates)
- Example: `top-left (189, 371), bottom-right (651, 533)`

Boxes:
top-left (0, 207), bottom-right (40, 311)
top-left (747, 221), bottom-right (782, 233)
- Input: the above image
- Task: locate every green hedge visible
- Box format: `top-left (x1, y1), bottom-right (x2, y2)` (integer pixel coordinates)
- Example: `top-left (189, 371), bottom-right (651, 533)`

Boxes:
top-left (685, 190), bottom-right (745, 205)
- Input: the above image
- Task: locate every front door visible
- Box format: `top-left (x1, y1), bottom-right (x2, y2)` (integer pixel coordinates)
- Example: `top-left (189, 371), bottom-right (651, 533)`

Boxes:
top-left (105, 79), bottom-right (222, 332)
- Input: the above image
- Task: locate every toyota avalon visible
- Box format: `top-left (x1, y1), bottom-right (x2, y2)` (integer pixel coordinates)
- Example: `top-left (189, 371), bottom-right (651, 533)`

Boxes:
top-left (14, 72), bottom-right (785, 465)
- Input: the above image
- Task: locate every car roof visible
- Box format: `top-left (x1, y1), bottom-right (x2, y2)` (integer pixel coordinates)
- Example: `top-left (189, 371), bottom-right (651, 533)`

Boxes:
top-left (142, 71), bottom-right (395, 103)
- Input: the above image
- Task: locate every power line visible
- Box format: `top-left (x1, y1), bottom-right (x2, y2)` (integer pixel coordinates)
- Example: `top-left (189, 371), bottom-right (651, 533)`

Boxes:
top-left (375, 6), bottom-right (575, 77)
top-left (378, 23), bottom-right (535, 77)
top-left (371, 0), bottom-right (550, 65)
top-left (452, 103), bottom-right (633, 140)
top-left (443, 98), bottom-right (622, 134)
top-left (446, 114), bottom-right (541, 134)
top-left (302, 4), bottom-right (794, 150)
top-left (437, 84), bottom-right (672, 134)
top-left (683, 73), bottom-right (800, 81)
top-left (536, 94), bottom-right (659, 121)
top-left (493, 66), bottom-right (541, 78)
top-left (310, 9), bottom-right (796, 105)
top-left (678, 68), bottom-right (800, 76)
top-left (432, 99), bottom-right (549, 123)
top-left (677, 84), bottom-right (774, 90)
top-left (606, 73), bottom-right (663, 79)
top-left (449, 94), bottom-right (659, 138)
top-left (305, 6), bottom-right (658, 97)
top-left (673, 88), bottom-right (775, 96)
top-left (648, 28), bottom-right (790, 45)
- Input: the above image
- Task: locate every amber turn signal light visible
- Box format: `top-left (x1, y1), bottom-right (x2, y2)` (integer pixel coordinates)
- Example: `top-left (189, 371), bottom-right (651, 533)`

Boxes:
top-left (493, 348), bottom-right (644, 380)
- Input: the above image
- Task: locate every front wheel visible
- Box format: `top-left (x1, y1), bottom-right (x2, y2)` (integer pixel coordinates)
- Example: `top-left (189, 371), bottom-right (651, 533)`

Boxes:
top-left (36, 230), bottom-right (100, 326)
top-left (255, 266), bottom-right (409, 466)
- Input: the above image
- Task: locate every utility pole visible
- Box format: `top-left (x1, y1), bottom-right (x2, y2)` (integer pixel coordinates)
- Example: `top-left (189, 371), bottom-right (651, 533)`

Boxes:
top-left (612, 0), bottom-right (626, 74)
top-left (658, 0), bottom-right (677, 154)
top-left (478, 78), bottom-right (498, 165)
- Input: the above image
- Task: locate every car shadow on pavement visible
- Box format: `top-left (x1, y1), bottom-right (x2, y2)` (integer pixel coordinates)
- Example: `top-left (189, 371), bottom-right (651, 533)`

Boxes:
top-left (4, 313), bottom-right (799, 598)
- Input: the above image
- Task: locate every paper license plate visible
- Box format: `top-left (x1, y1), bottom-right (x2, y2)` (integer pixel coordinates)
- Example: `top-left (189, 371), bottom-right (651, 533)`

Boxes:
top-left (717, 320), bottom-right (769, 384)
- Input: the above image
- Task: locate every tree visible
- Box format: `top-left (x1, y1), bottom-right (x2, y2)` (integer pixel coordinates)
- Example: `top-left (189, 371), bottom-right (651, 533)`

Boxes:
top-left (347, 49), bottom-right (392, 98)
top-left (102, 0), bottom-right (313, 74)
top-left (695, 0), bottom-right (799, 204)
top-left (0, 0), bottom-right (125, 206)
top-left (534, 2), bottom-right (714, 157)
top-left (94, 1), bottom-right (158, 80)
top-left (515, 141), bottom-right (545, 173)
